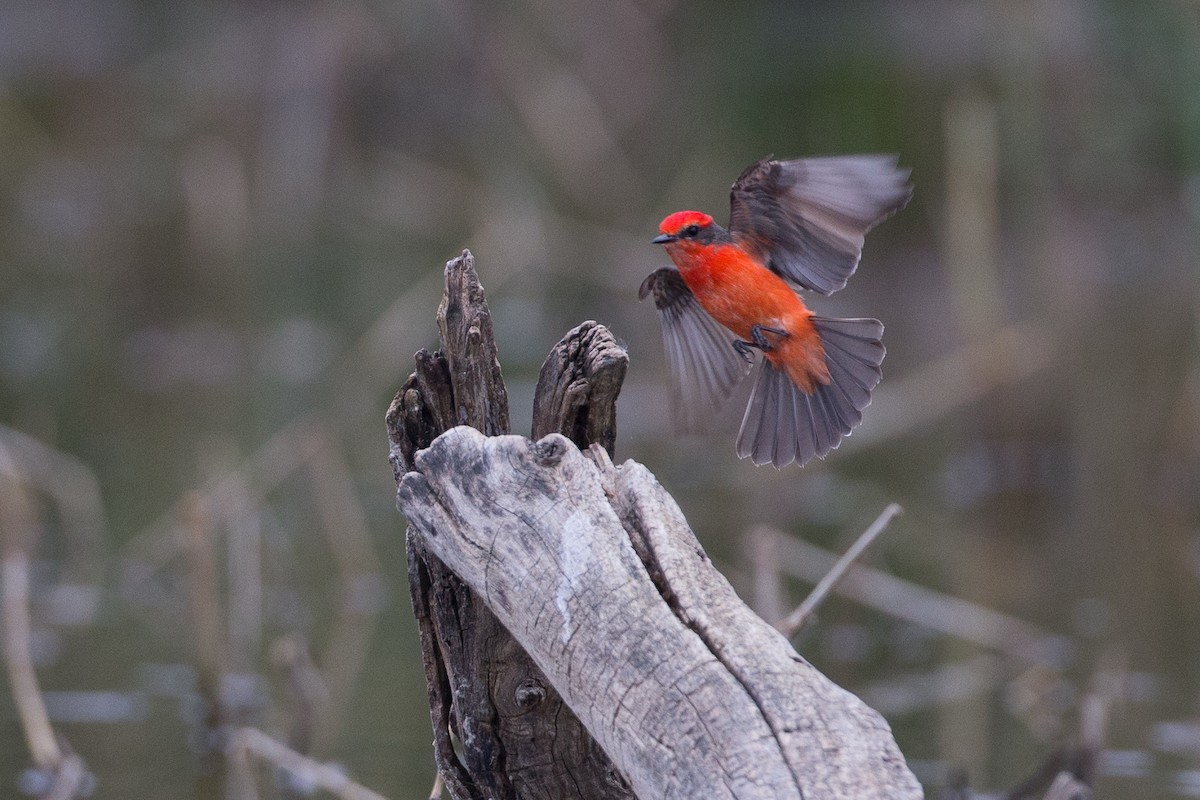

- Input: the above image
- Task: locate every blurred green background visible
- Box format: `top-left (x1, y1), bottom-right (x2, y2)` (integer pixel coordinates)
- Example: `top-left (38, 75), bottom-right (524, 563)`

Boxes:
top-left (2, 1), bottom-right (1199, 797)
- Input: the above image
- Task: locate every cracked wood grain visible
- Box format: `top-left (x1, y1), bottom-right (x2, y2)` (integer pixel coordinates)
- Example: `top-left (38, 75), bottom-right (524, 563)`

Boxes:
top-left (397, 428), bottom-right (922, 799)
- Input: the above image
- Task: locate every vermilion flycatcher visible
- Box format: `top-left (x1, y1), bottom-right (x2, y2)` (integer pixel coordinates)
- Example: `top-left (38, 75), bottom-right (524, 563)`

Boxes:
top-left (640, 155), bottom-right (911, 468)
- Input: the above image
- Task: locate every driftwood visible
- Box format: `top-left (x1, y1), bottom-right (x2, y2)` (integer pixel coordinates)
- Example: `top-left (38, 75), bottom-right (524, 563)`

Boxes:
top-left (387, 250), bottom-right (922, 799)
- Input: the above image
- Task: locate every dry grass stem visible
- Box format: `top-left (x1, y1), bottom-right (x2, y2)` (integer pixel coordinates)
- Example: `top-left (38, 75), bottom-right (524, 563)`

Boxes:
top-left (229, 727), bottom-right (389, 800)
top-left (223, 476), bottom-right (263, 673)
top-left (0, 424), bottom-right (109, 601)
top-left (183, 492), bottom-right (226, 686)
top-left (306, 431), bottom-right (382, 577)
top-left (305, 430), bottom-right (384, 752)
top-left (124, 413), bottom-right (323, 568)
top-left (943, 85), bottom-right (1003, 342)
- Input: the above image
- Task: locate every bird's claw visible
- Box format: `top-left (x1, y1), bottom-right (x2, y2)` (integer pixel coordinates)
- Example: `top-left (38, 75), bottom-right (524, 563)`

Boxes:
top-left (734, 325), bottom-right (788, 361)
top-left (750, 324), bottom-right (788, 351)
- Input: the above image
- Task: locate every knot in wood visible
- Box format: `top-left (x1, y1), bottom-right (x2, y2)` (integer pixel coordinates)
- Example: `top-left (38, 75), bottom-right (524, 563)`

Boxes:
top-left (514, 677), bottom-right (546, 709)
top-left (531, 435), bottom-right (570, 466)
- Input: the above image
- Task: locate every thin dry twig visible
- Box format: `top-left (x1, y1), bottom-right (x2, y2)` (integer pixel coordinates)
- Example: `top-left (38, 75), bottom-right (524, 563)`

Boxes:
top-left (270, 633), bottom-right (329, 757)
top-left (229, 727), bottom-right (389, 800)
top-left (2, 550), bottom-right (61, 770)
top-left (776, 503), bottom-right (904, 638)
top-left (0, 444), bottom-right (62, 771)
top-left (0, 441), bottom-right (94, 799)
top-left (768, 525), bottom-right (1068, 664)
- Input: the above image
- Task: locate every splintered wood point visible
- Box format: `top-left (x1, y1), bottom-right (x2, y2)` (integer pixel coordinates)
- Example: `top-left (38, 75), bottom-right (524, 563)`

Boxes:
top-left (533, 320), bottom-right (628, 459)
top-left (436, 249), bottom-right (510, 435)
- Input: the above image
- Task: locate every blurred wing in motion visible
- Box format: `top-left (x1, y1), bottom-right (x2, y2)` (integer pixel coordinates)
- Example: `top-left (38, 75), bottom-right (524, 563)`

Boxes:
top-left (639, 267), bottom-right (752, 431)
top-left (729, 155), bottom-right (913, 295)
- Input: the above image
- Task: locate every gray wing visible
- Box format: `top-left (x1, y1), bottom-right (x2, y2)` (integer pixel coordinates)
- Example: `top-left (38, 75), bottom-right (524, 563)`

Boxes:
top-left (729, 155), bottom-right (912, 295)
top-left (639, 267), bottom-right (752, 431)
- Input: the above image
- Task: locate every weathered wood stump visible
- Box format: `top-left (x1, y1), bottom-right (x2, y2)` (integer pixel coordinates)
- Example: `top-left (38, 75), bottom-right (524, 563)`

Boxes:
top-left (386, 250), bottom-right (922, 799)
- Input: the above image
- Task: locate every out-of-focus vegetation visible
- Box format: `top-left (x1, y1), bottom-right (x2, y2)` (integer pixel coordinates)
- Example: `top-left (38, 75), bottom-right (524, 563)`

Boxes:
top-left (1, 1), bottom-right (1198, 797)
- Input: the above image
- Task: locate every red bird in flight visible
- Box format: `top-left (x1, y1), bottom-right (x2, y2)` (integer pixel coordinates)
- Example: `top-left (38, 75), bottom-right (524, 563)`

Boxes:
top-left (640, 155), bottom-right (912, 467)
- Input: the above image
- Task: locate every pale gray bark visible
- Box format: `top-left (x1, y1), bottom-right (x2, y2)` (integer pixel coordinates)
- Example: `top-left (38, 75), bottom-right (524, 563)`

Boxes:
top-left (397, 427), bottom-right (923, 800)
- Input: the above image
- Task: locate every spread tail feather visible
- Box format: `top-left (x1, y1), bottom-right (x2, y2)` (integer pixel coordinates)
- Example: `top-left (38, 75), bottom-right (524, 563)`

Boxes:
top-left (735, 316), bottom-right (884, 467)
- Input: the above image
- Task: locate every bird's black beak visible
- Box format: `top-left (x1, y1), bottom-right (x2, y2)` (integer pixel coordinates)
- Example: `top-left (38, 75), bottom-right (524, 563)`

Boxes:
top-left (651, 233), bottom-right (675, 244)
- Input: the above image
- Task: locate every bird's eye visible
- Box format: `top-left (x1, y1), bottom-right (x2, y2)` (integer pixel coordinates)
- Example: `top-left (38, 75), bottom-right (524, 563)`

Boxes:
top-left (683, 224), bottom-right (701, 237)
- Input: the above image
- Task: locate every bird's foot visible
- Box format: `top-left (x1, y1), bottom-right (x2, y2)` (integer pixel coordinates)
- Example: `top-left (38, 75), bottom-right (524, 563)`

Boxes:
top-left (749, 324), bottom-right (788, 351)
top-left (733, 325), bottom-right (788, 361)
top-left (733, 339), bottom-right (756, 362)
